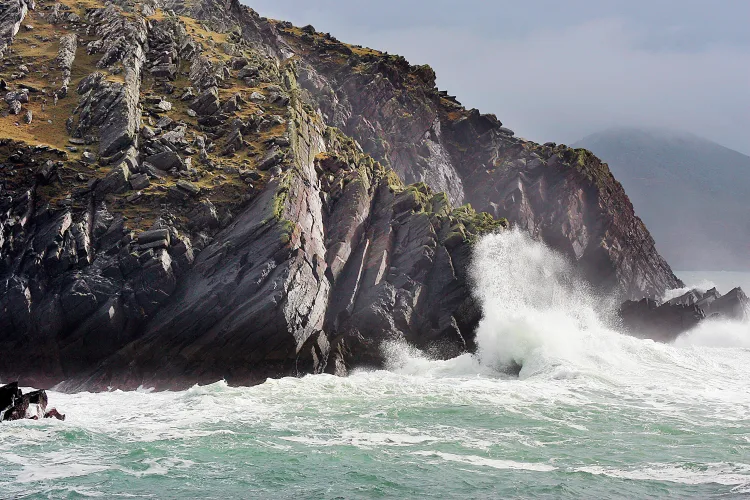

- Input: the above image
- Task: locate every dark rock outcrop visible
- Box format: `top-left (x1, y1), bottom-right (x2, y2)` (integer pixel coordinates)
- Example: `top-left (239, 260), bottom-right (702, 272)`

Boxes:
top-left (620, 287), bottom-right (748, 342)
top-left (0, 0), bottom-right (31, 59)
top-left (0, 382), bottom-right (65, 421)
top-left (55, 33), bottom-right (76, 96)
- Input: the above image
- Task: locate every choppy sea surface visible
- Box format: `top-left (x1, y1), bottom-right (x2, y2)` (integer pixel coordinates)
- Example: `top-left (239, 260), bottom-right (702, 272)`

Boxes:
top-left (1, 231), bottom-right (748, 499)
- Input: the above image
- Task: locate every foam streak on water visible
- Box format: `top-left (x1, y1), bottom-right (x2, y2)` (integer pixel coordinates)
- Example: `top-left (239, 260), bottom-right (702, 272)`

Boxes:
top-left (1, 230), bottom-right (749, 499)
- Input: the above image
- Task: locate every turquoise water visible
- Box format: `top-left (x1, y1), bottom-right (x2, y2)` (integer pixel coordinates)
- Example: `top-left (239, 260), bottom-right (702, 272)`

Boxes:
top-left (1, 232), bottom-right (748, 499)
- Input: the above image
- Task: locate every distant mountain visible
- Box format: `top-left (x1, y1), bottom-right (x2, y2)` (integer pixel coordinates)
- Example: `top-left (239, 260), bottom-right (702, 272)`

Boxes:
top-left (574, 127), bottom-right (750, 271)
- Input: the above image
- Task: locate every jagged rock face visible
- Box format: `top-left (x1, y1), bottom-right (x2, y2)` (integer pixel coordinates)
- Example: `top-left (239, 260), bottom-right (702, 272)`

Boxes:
top-left (453, 143), bottom-right (679, 299)
top-left (273, 25), bottom-right (681, 299)
top-left (0, 0), bottom-right (677, 390)
top-left (66, 127), bottom-right (504, 391)
top-left (0, 0), bottom-right (31, 59)
top-left (0, 0), bottom-right (504, 389)
top-left (296, 60), bottom-right (466, 207)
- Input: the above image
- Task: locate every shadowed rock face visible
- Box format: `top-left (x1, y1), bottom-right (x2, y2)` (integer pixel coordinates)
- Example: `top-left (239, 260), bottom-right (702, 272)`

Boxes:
top-left (68, 129), bottom-right (504, 391)
top-left (0, 0), bottom-right (675, 390)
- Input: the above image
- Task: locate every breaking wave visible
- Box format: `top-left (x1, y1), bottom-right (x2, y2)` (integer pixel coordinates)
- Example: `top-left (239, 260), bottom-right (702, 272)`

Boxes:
top-left (383, 228), bottom-right (750, 380)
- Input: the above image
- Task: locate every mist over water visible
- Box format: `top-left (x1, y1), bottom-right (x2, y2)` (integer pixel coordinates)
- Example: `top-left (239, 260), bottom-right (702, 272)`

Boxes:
top-left (2, 230), bottom-right (749, 498)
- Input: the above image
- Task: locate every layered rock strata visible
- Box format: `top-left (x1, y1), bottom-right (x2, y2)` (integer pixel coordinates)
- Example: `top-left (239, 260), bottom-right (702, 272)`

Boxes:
top-left (0, 0), bottom-right (681, 389)
top-left (274, 23), bottom-right (681, 299)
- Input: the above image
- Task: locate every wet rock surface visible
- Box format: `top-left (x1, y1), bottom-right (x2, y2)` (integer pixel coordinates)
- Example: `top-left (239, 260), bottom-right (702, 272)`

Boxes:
top-left (0, 381), bottom-right (65, 421)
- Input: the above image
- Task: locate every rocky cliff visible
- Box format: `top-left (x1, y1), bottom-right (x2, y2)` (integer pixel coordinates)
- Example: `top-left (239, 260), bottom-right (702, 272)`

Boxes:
top-left (271, 24), bottom-right (681, 299)
top-left (0, 0), bottom-right (678, 389)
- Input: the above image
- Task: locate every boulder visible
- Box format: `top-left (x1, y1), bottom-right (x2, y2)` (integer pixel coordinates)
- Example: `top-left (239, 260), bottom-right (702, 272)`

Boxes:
top-left (141, 126), bottom-right (157, 139)
top-left (155, 116), bottom-right (173, 129)
top-left (249, 91), bottom-right (265, 102)
top-left (0, 382), bottom-right (21, 414)
top-left (188, 199), bottom-right (220, 229)
top-left (154, 100), bottom-right (172, 112)
top-left (222, 129), bottom-right (243, 155)
top-left (221, 94), bottom-right (241, 113)
top-left (176, 180), bottom-right (200, 195)
top-left (188, 87), bottom-right (220, 116)
top-left (0, 382), bottom-right (65, 422)
top-left (5, 89), bottom-right (29, 104)
top-left (140, 238), bottom-right (169, 250)
top-left (151, 63), bottom-right (177, 79)
top-left (81, 151), bottom-right (97, 164)
top-left (180, 87), bottom-right (195, 101)
top-left (257, 149), bottom-right (281, 170)
top-left (96, 163), bottom-right (131, 195)
top-left (138, 228), bottom-right (170, 246)
top-left (7, 99), bottom-right (21, 114)
top-left (230, 57), bottom-right (248, 69)
top-left (707, 287), bottom-right (748, 320)
top-left (130, 173), bottom-right (150, 190)
top-left (619, 298), bottom-right (704, 342)
top-left (146, 151), bottom-right (184, 171)
top-left (141, 162), bottom-right (163, 178)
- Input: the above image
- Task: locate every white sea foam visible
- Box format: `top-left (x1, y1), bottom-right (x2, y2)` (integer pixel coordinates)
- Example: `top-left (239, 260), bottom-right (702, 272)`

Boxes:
top-left (578, 462), bottom-right (750, 488)
top-left (411, 450), bottom-right (558, 472)
top-left (380, 229), bottom-right (750, 385)
top-left (662, 280), bottom-right (717, 301)
top-left (675, 318), bottom-right (750, 348)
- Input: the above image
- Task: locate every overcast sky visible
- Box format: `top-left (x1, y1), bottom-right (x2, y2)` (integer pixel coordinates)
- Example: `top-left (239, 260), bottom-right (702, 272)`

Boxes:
top-left (243, 1), bottom-right (750, 155)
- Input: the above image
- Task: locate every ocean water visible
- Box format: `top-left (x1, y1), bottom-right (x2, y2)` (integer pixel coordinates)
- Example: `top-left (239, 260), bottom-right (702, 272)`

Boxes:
top-left (1, 230), bottom-right (749, 499)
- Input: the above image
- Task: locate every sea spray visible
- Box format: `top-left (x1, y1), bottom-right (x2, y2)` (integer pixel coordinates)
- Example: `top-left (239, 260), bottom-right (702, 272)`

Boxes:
top-left (383, 228), bottom-right (749, 379)
top-left (468, 229), bottom-right (627, 378)
top-left (675, 318), bottom-right (750, 348)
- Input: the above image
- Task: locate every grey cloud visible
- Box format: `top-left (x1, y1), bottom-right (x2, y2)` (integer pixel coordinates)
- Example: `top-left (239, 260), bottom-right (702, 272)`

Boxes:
top-left (244, 1), bottom-right (750, 154)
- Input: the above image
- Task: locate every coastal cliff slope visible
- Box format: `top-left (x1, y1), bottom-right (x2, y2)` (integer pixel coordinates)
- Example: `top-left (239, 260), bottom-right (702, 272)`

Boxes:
top-left (0, 0), bottom-right (680, 389)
